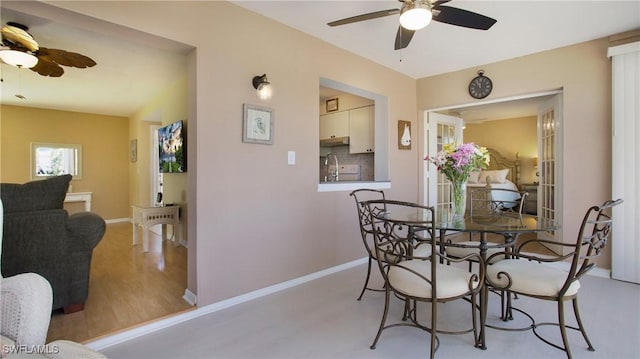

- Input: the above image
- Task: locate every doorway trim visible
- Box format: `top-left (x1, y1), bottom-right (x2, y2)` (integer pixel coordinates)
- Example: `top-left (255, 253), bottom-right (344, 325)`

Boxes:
top-left (425, 89), bottom-right (562, 113)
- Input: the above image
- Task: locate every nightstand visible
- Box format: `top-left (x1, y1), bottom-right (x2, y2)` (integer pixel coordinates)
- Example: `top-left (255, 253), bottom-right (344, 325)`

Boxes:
top-left (521, 183), bottom-right (538, 215)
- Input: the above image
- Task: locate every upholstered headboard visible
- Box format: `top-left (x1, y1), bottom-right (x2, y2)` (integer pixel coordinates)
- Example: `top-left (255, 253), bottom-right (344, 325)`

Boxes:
top-left (485, 147), bottom-right (521, 186)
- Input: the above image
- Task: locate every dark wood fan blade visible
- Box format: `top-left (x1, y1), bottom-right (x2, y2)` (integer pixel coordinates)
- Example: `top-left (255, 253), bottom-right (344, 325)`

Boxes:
top-left (30, 56), bottom-right (64, 77)
top-left (37, 47), bottom-right (96, 68)
top-left (394, 26), bottom-right (415, 50)
top-left (328, 8), bottom-right (400, 26)
top-left (433, 5), bottom-right (497, 30)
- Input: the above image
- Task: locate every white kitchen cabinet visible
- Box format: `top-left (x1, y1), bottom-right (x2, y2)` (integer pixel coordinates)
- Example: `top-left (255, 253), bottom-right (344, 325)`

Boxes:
top-left (319, 110), bottom-right (349, 140)
top-left (349, 106), bottom-right (374, 154)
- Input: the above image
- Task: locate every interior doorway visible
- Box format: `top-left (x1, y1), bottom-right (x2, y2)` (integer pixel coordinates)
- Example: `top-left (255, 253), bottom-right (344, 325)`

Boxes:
top-left (423, 91), bottom-right (563, 239)
top-left (151, 125), bottom-right (163, 207)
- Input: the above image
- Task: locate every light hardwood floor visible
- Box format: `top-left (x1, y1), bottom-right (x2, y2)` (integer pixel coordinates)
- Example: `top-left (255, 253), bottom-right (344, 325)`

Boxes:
top-left (47, 222), bottom-right (192, 343)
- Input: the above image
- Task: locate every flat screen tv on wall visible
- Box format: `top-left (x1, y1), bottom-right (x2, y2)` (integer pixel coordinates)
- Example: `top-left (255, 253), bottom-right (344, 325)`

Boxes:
top-left (158, 120), bottom-right (186, 173)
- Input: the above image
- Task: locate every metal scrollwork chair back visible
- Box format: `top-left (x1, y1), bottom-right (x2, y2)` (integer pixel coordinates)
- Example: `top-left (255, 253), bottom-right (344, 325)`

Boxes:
top-left (486, 198), bottom-right (623, 358)
top-left (469, 186), bottom-right (529, 216)
top-left (364, 199), bottom-right (484, 358)
top-left (350, 190), bottom-right (433, 300)
top-left (349, 189), bottom-right (386, 300)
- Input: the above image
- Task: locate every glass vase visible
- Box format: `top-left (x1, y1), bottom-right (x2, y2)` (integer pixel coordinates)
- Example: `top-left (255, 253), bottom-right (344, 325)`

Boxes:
top-left (451, 180), bottom-right (467, 220)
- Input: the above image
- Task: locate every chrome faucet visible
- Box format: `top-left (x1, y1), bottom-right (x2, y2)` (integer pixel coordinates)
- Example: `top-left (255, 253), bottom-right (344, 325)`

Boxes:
top-left (324, 153), bottom-right (339, 182)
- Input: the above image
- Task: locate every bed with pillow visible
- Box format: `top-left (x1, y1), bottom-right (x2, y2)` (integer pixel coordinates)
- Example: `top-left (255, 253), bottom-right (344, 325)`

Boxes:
top-left (466, 148), bottom-right (521, 209)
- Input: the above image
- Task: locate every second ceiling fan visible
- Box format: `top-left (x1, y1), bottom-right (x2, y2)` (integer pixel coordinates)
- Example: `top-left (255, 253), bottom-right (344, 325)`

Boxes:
top-left (1, 22), bottom-right (96, 77)
top-left (328, 0), bottom-right (497, 50)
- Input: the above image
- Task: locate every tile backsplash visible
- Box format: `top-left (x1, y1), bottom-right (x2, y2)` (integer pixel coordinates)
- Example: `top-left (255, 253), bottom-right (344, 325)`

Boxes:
top-left (319, 145), bottom-right (374, 181)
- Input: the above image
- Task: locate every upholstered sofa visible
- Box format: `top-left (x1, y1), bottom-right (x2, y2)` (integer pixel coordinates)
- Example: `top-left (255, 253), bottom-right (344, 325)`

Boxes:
top-left (0, 175), bottom-right (105, 313)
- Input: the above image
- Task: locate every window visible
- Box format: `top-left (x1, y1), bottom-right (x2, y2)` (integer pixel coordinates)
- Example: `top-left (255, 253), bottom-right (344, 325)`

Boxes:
top-left (31, 143), bottom-right (82, 180)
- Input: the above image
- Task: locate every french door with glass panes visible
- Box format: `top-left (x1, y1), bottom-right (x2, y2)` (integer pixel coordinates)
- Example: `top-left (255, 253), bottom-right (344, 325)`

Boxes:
top-left (538, 95), bottom-right (562, 254)
top-left (425, 112), bottom-right (463, 208)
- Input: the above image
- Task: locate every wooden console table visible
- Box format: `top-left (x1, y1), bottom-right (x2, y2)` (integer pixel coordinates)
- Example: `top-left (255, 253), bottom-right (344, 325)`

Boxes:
top-left (64, 192), bottom-right (92, 212)
top-left (132, 205), bottom-right (180, 253)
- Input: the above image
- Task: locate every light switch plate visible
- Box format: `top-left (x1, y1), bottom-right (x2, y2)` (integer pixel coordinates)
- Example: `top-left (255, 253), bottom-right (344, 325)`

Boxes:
top-left (287, 151), bottom-right (296, 165)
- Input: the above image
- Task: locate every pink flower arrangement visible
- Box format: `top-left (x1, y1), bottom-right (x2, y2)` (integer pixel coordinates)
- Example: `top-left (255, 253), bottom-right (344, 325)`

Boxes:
top-left (425, 142), bottom-right (490, 183)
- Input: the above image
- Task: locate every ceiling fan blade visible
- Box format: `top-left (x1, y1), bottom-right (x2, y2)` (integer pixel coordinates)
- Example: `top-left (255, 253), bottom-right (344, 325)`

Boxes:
top-left (328, 8), bottom-right (399, 27)
top-left (394, 26), bottom-right (415, 50)
top-left (30, 56), bottom-right (64, 77)
top-left (433, 5), bottom-right (497, 30)
top-left (37, 47), bottom-right (96, 68)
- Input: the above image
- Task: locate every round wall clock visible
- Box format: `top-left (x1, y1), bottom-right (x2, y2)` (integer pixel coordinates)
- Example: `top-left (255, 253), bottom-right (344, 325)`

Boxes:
top-left (468, 70), bottom-right (493, 99)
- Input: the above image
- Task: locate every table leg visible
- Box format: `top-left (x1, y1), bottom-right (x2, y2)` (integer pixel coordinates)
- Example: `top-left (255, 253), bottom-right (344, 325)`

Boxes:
top-left (132, 222), bottom-right (138, 246)
top-left (477, 232), bottom-right (488, 350)
top-left (172, 223), bottom-right (181, 247)
top-left (162, 223), bottom-right (168, 242)
top-left (143, 227), bottom-right (150, 253)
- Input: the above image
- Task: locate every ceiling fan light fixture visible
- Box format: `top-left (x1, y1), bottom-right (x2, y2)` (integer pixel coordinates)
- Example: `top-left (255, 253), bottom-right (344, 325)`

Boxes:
top-left (0, 49), bottom-right (38, 68)
top-left (399, 2), bottom-right (432, 31)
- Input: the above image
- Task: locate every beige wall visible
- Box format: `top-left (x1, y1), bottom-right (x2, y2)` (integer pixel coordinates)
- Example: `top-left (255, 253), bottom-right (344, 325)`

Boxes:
top-left (465, 116), bottom-right (538, 184)
top-left (0, 105), bottom-right (129, 220)
top-left (53, 1), bottom-right (419, 306)
top-left (417, 39), bottom-right (613, 269)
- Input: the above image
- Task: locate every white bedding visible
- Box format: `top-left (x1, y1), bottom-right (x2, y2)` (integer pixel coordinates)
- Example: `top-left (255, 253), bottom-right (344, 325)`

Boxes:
top-left (467, 180), bottom-right (521, 209)
top-left (467, 180), bottom-right (518, 191)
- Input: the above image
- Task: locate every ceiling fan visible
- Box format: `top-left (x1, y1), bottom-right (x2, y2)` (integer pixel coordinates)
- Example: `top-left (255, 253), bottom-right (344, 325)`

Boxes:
top-left (327, 0), bottom-right (497, 50)
top-left (0, 22), bottom-right (96, 77)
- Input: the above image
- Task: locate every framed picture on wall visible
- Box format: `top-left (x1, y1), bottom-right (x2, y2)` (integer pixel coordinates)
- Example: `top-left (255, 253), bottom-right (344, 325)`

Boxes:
top-left (326, 98), bottom-right (338, 112)
top-left (130, 139), bottom-right (137, 162)
top-left (243, 104), bottom-right (274, 145)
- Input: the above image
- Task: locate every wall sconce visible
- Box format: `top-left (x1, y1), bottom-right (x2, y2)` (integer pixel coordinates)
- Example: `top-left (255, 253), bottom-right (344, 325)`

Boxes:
top-left (252, 74), bottom-right (272, 100)
top-left (398, 120), bottom-right (411, 150)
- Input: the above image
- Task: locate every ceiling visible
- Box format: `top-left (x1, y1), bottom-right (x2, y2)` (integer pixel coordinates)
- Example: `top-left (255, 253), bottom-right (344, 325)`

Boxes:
top-left (0, 2), bottom-right (191, 117)
top-left (1, 1), bottom-right (638, 119)
top-left (235, 1), bottom-right (640, 79)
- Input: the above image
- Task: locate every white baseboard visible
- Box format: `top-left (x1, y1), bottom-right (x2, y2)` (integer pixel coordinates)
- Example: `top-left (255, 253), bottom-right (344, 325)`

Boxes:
top-left (105, 218), bottom-right (130, 224)
top-left (182, 289), bottom-right (197, 306)
top-left (85, 257), bottom-right (368, 351)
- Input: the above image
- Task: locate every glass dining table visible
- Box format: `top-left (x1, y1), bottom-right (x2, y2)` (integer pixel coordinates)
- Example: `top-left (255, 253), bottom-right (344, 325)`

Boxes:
top-left (374, 202), bottom-right (560, 350)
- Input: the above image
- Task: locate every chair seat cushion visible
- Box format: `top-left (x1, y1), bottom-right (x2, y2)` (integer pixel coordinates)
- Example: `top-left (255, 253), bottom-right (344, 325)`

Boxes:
top-left (388, 260), bottom-right (478, 299)
top-left (486, 259), bottom-right (580, 297)
top-left (446, 241), bottom-right (506, 264)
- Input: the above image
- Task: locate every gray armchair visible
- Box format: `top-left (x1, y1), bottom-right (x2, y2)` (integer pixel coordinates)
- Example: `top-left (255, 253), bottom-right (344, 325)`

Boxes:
top-left (0, 175), bottom-right (105, 313)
